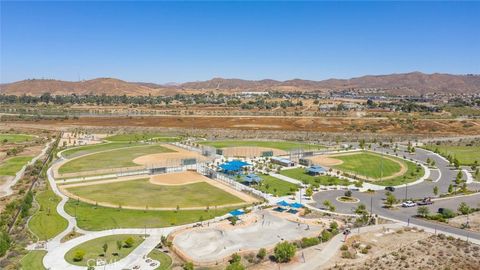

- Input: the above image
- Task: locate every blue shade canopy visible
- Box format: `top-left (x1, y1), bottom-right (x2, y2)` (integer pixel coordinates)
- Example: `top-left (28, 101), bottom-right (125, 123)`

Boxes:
top-left (277, 200), bottom-right (290, 207)
top-left (219, 160), bottom-right (250, 172)
top-left (290, 202), bottom-right (304, 208)
top-left (229, 209), bottom-right (245, 216)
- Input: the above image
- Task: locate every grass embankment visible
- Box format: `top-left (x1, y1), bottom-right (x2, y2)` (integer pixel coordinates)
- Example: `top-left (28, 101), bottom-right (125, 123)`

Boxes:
top-left (423, 144), bottom-right (480, 166)
top-left (250, 175), bottom-right (299, 196)
top-left (61, 142), bottom-right (143, 158)
top-left (64, 234), bottom-right (144, 266)
top-left (29, 189), bottom-right (68, 240)
top-left (332, 152), bottom-right (402, 179)
top-left (65, 179), bottom-right (245, 208)
top-left (280, 168), bottom-right (351, 186)
top-left (0, 156), bottom-right (33, 176)
top-left (0, 133), bottom-right (34, 143)
top-left (20, 250), bottom-right (47, 270)
top-left (148, 249), bottom-right (173, 270)
top-left (199, 140), bottom-right (323, 151)
top-left (105, 133), bottom-right (180, 142)
top-left (59, 144), bottom-right (172, 174)
top-left (64, 200), bottom-right (240, 230)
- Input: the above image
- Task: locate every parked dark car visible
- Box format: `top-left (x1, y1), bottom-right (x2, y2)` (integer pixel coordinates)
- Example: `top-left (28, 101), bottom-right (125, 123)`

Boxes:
top-left (385, 186), bottom-right (395, 192)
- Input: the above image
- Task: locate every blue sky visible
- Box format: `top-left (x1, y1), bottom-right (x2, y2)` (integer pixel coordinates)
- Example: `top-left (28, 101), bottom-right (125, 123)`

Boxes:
top-left (1, 1), bottom-right (479, 83)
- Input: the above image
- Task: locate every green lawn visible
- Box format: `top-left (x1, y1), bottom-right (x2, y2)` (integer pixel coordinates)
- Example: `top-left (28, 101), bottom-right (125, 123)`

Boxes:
top-left (279, 168), bottom-right (351, 186)
top-left (65, 179), bottom-right (245, 208)
top-left (148, 249), bottom-right (172, 270)
top-left (20, 250), bottom-right (47, 270)
top-left (0, 133), bottom-right (34, 143)
top-left (29, 189), bottom-right (68, 240)
top-left (64, 200), bottom-right (240, 230)
top-left (64, 234), bottom-right (144, 266)
top-left (199, 140), bottom-right (323, 151)
top-left (250, 175), bottom-right (299, 196)
top-left (0, 156), bottom-right (33, 176)
top-left (332, 152), bottom-right (403, 180)
top-left (61, 142), bottom-right (143, 158)
top-left (372, 160), bottom-right (425, 186)
top-left (424, 144), bottom-right (480, 166)
top-left (105, 133), bottom-right (180, 142)
top-left (59, 144), bottom-right (173, 174)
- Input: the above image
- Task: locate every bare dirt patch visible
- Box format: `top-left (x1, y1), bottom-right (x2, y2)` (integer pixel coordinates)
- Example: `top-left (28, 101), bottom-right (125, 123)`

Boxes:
top-left (149, 171), bottom-right (207, 185)
top-left (448, 211), bottom-right (480, 233)
top-left (308, 155), bottom-right (344, 166)
top-left (222, 146), bottom-right (287, 158)
top-left (133, 144), bottom-right (210, 167)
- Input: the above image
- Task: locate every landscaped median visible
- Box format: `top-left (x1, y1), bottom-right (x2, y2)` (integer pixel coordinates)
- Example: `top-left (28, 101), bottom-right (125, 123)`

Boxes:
top-left (64, 234), bottom-right (144, 266)
top-left (29, 188), bottom-right (68, 240)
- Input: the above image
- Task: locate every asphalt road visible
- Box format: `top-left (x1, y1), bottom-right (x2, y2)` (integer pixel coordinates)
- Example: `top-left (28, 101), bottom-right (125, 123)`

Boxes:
top-left (311, 145), bottom-right (480, 241)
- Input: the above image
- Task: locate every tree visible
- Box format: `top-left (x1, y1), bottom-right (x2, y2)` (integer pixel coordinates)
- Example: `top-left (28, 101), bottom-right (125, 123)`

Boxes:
top-left (229, 253), bottom-right (241, 264)
top-left (102, 243), bottom-right (108, 255)
top-left (305, 187), bottom-right (313, 197)
top-left (73, 250), bottom-right (86, 262)
top-left (417, 206), bottom-right (430, 217)
top-left (124, 237), bottom-right (135, 248)
top-left (355, 204), bottom-right (367, 215)
top-left (183, 262), bottom-right (194, 270)
top-left (453, 158), bottom-right (460, 169)
top-left (433, 186), bottom-right (439, 196)
top-left (257, 248), bottom-right (267, 259)
top-left (448, 184), bottom-right (453, 193)
top-left (385, 194), bottom-right (396, 208)
top-left (344, 190), bottom-right (352, 197)
top-left (116, 240), bottom-right (122, 251)
top-left (458, 202), bottom-right (471, 215)
top-left (274, 241), bottom-right (296, 263)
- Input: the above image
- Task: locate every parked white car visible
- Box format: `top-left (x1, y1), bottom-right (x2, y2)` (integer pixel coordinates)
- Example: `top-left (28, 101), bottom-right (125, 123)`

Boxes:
top-left (401, 200), bottom-right (416, 207)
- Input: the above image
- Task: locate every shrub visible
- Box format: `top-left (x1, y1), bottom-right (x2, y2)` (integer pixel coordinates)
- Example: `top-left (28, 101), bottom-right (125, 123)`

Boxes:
top-left (257, 248), bottom-right (267, 259)
top-left (320, 229), bottom-right (332, 242)
top-left (226, 262), bottom-right (245, 270)
top-left (73, 250), bottom-right (85, 262)
top-left (340, 244), bottom-right (348, 251)
top-left (274, 241), bottom-right (296, 263)
top-left (124, 237), bottom-right (135, 248)
top-left (441, 208), bottom-right (456, 219)
top-left (301, 237), bottom-right (320, 248)
top-left (183, 262), bottom-right (194, 270)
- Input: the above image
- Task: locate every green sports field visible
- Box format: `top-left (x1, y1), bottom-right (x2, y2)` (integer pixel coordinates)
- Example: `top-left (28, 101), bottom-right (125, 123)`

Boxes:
top-left (332, 152), bottom-right (403, 180)
top-left (65, 179), bottom-right (245, 208)
top-left (29, 189), bottom-right (68, 240)
top-left (61, 142), bottom-right (144, 158)
top-left (105, 133), bottom-right (180, 142)
top-left (199, 140), bottom-right (323, 151)
top-left (64, 200), bottom-right (240, 230)
top-left (0, 156), bottom-right (33, 176)
top-left (0, 134), bottom-right (34, 143)
top-left (373, 159), bottom-right (424, 186)
top-left (59, 144), bottom-right (172, 174)
top-left (250, 175), bottom-right (300, 196)
top-left (64, 234), bottom-right (144, 266)
top-left (424, 144), bottom-right (480, 166)
top-left (20, 251), bottom-right (46, 270)
top-left (279, 168), bottom-right (351, 186)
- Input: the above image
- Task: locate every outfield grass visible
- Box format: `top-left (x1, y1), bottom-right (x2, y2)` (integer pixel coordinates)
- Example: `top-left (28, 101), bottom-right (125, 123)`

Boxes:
top-left (279, 168), bottom-right (351, 186)
top-left (61, 142), bottom-right (144, 158)
top-left (424, 144), bottom-right (480, 166)
top-left (64, 234), bottom-right (144, 266)
top-left (65, 179), bottom-right (245, 208)
top-left (59, 144), bottom-right (173, 174)
top-left (105, 133), bottom-right (180, 142)
top-left (64, 200), bottom-right (240, 230)
top-left (0, 156), bottom-right (33, 176)
top-left (20, 250), bottom-right (46, 270)
top-left (0, 133), bottom-right (34, 143)
top-left (29, 189), bottom-right (68, 240)
top-left (199, 140), bottom-right (323, 151)
top-left (250, 175), bottom-right (299, 196)
top-left (373, 159), bottom-right (425, 186)
top-left (332, 152), bottom-right (403, 179)
top-left (148, 249), bottom-right (172, 270)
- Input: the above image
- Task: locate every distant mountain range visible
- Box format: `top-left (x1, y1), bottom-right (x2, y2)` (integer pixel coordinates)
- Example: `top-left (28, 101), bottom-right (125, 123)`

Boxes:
top-left (1, 72), bottom-right (479, 96)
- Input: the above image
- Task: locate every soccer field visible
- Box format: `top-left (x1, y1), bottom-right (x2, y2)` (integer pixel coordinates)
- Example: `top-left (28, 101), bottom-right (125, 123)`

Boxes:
top-left (64, 178), bottom-right (245, 209)
top-left (105, 133), bottom-right (180, 142)
top-left (199, 140), bottom-right (323, 151)
top-left (424, 144), bottom-right (480, 165)
top-left (58, 144), bottom-right (172, 174)
top-left (61, 142), bottom-right (144, 158)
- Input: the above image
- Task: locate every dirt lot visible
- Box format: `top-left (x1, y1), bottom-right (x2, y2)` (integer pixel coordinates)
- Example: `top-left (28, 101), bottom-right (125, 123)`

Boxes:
top-left (4, 116), bottom-right (480, 136)
top-left (448, 211), bottom-right (480, 233)
top-left (326, 228), bottom-right (480, 270)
